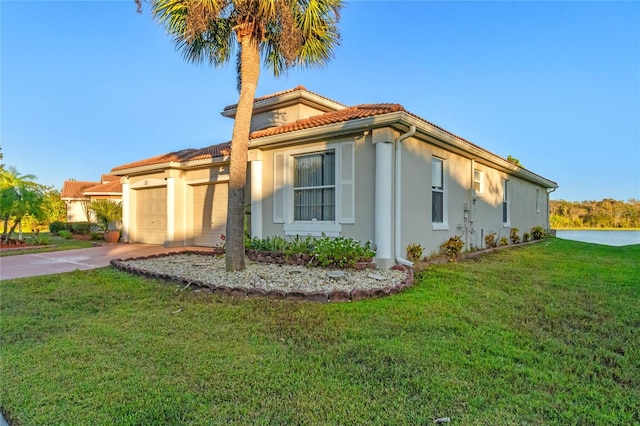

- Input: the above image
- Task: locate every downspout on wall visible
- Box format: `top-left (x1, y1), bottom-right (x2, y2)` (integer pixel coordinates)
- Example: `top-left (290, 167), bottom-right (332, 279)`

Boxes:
top-left (547, 187), bottom-right (557, 232)
top-left (395, 125), bottom-right (417, 267)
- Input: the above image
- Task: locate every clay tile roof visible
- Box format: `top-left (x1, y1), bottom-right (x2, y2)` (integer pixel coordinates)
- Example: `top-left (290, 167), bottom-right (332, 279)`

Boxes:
top-left (83, 180), bottom-right (123, 194)
top-left (249, 103), bottom-right (406, 138)
top-left (61, 181), bottom-right (99, 198)
top-left (112, 142), bottom-right (231, 172)
top-left (100, 174), bottom-right (119, 183)
top-left (223, 85), bottom-right (346, 111)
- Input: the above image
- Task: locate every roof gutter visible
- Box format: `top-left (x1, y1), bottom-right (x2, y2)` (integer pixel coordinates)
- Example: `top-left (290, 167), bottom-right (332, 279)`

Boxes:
top-left (395, 125), bottom-right (417, 267)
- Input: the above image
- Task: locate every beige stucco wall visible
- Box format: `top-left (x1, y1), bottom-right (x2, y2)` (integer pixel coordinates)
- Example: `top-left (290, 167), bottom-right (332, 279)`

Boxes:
top-left (398, 139), bottom-right (551, 255)
top-left (259, 132), bottom-right (373, 244)
top-left (120, 127), bottom-right (551, 263)
top-left (250, 104), bottom-right (330, 132)
top-left (65, 200), bottom-right (90, 222)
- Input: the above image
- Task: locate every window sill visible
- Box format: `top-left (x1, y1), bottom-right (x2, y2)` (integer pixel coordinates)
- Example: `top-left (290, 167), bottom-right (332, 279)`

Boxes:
top-left (432, 223), bottom-right (449, 231)
top-left (503, 223), bottom-right (511, 228)
top-left (284, 222), bottom-right (342, 238)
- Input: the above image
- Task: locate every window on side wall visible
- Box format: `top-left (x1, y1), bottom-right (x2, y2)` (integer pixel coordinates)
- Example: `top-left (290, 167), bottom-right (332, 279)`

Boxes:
top-left (275, 142), bottom-right (353, 237)
top-left (293, 151), bottom-right (335, 221)
top-left (473, 169), bottom-right (483, 194)
top-left (502, 179), bottom-right (510, 225)
top-left (536, 189), bottom-right (540, 213)
top-left (432, 157), bottom-right (446, 228)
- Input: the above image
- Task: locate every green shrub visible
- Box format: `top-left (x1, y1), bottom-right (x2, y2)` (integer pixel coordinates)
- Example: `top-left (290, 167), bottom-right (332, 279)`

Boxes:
top-left (484, 232), bottom-right (497, 248)
top-left (406, 243), bottom-right (424, 262)
top-left (30, 234), bottom-right (50, 245)
top-left (440, 236), bottom-right (465, 261)
top-left (523, 232), bottom-right (531, 243)
top-left (70, 222), bottom-right (92, 235)
top-left (285, 236), bottom-right (316, 255)
top-left (312, 236), bottom-right (375, 268)
top-left (90, 232), bottom-right (103, 241)
top-left (510, 228), bottom-right (520, 244)
top-left (531, 226), bottom-right (546, 240)
top-left (58, 230), bottom-right (73, 240)
top-left (49, 221), bottom-right (66, 235)
top-left (499, 236), bottom-right (509, 246)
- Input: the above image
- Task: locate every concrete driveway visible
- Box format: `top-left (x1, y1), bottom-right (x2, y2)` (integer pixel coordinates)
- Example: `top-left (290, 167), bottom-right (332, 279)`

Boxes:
top-left (0, 243), bottom-right (213, 280)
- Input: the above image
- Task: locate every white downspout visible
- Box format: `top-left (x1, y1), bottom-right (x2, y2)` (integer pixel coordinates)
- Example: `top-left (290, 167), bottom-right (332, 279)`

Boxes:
top-left (395, 125), bottom-right (417, 267)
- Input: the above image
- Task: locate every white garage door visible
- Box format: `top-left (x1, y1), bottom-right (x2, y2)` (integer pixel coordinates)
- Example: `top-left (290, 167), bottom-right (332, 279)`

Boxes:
top-left (193, 183), bottom-right (228, 247)
top-left (135, 187), bottom-right (167, 245)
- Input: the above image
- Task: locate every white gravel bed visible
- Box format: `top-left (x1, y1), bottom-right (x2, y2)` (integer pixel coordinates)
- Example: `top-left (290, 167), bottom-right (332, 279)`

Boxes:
top-left (120, 254), bottom-right (406, 293)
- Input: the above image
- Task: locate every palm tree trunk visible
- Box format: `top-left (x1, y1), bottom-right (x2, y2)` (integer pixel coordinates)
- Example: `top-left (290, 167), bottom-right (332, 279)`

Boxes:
top-left (225, 30), bottom-right (260, 272)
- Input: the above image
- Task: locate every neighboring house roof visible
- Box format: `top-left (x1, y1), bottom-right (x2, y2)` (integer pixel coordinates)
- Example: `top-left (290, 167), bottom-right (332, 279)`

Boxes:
top-left (111, 87), bottom-right (557, 189)
top-left (83, 180), bottom-right (123, 196)
top-left (100, 174), bottom-right (120, 183)
top-left (112, 144), bottom-right (231, 172)
top-left (61, 181), bottom-right (99, 199)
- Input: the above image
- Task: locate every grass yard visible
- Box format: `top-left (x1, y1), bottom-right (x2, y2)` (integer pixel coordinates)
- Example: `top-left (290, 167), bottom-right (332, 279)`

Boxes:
top-left (0, 233), bottom-right (94, 257)
top-left (1, 238), bottom-right (638, 425)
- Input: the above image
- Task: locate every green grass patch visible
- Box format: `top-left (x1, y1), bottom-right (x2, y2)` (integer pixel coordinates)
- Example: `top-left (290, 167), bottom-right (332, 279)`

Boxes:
top-left (1, 238), bottom-right (638, 424)
top-left (0, 233), bottom-right (94, 257)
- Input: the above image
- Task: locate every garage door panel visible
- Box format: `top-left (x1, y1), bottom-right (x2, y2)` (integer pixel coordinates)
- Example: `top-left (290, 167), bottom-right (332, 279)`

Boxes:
top-left (136, 187), bottom-right (167, 245)
top-left (193, 183), bottom-right (227, 247)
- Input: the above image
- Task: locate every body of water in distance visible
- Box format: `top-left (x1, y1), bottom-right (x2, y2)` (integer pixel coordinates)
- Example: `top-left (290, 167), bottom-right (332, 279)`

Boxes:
top-left (555, 230), bottom-right (640, 247)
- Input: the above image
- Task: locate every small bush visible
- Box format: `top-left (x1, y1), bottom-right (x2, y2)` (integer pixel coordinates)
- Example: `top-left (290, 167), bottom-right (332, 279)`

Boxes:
top-left (499, 236), bottom-right (509, 246)
top-left (30, 234), bottom-right (50, 245)
top-left (523, 232), bottom-right (531, 243)
top-left (312, 236), bottom-right (375, 268)
top-left (484, 232), bottom-right (497, 248)
top-left (49, 221), bottom-right (66, 235)
top-left (90, 232), bottom-right (103, 241)
top-left (58, 230), bottom-right (73, 240)
top-left (531, 226), bottom-right (546, 240)
top-left (285, 236), bottom-right (316, 255)
top-left (510, 228), bottom-right (521, 245)
top-left (406, 243), bottom-right (424, 262)
top-left (71, 222), bottom-right (93, 235)
top-left (440, 236), bottom-right (465, 261)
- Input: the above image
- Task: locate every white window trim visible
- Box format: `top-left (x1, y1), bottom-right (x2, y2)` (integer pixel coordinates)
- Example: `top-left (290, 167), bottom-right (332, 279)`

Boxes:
top-left (502, 179), bottom-right (511, 227)
top-left (536, 189), bottom-right (541, 214)
top-left (278, 143), bottom-right (346, 236)
top-left (432, 157), bottom-right (449, 230)
top-left (473, 169), bottom-right (484, 196)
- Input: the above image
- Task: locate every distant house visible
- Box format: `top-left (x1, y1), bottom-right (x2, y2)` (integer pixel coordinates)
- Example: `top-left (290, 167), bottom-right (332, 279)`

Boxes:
top-left (110, 86), bottom-right (557, 268)
top-left (61, 175), bottom-right (122, 223)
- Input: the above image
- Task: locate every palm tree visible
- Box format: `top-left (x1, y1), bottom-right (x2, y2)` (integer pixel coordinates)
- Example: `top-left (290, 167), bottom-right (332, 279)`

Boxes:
top-left (0, 166), bottom-right (44, 240)
top-left (138, 0), bottom-right (342, 271)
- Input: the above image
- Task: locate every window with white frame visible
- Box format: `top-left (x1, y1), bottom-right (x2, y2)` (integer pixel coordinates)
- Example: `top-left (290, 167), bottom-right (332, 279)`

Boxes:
top-left (293, 151), bottom-right (335, 221)
top-left (473, 169), bottom-right (483, 194)
top-left (502, 179), bottom-right (509, 224)
top-left (274, 141), bottom-right (353, 237)
top-left (432, 158), bottom-right (445, 224)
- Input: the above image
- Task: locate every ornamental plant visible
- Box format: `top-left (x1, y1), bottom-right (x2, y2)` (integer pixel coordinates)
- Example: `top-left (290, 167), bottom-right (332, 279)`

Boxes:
top-left (440, 236), bottom-right (465, 261)
top-left (531, 226), bottom-right (546, 240)
top-left (406, 243), bottom-right (424, 262)
top-left (484, 232), bottom-right (497, 248)
top-left (312, 236), bottom-right (375, 268)
top-left (510, 228), bottom-right (521, 244)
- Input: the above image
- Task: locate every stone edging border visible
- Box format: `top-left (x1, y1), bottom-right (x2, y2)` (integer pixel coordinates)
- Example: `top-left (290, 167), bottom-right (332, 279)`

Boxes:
top-left (110, 250), bottom-right (414, 303)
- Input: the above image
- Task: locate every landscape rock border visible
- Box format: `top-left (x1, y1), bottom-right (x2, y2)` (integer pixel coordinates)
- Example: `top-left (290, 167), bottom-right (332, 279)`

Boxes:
top-left (110, 250), bottom-right (414, 303)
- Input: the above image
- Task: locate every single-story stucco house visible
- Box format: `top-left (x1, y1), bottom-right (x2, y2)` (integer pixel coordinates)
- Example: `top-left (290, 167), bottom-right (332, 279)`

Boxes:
top-left (61, 175), bottom-right (122, 223)
top-left (110, 86), bottom-right (557, 268)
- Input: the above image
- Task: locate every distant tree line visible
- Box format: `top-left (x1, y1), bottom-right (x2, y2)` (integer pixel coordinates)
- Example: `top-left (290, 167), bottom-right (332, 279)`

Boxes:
top-left (550, 199), bottom-right (640, 229)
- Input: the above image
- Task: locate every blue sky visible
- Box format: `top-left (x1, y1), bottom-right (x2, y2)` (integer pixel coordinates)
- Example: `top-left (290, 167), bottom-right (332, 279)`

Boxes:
top-left (2, 0), bottom-right (639, 202)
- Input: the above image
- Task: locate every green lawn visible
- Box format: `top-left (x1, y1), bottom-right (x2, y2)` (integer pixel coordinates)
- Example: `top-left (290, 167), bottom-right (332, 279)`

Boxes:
top-left (0, 233), bottom-right (94, 257)
top-left (1, 238), bottom-right (638, 425)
